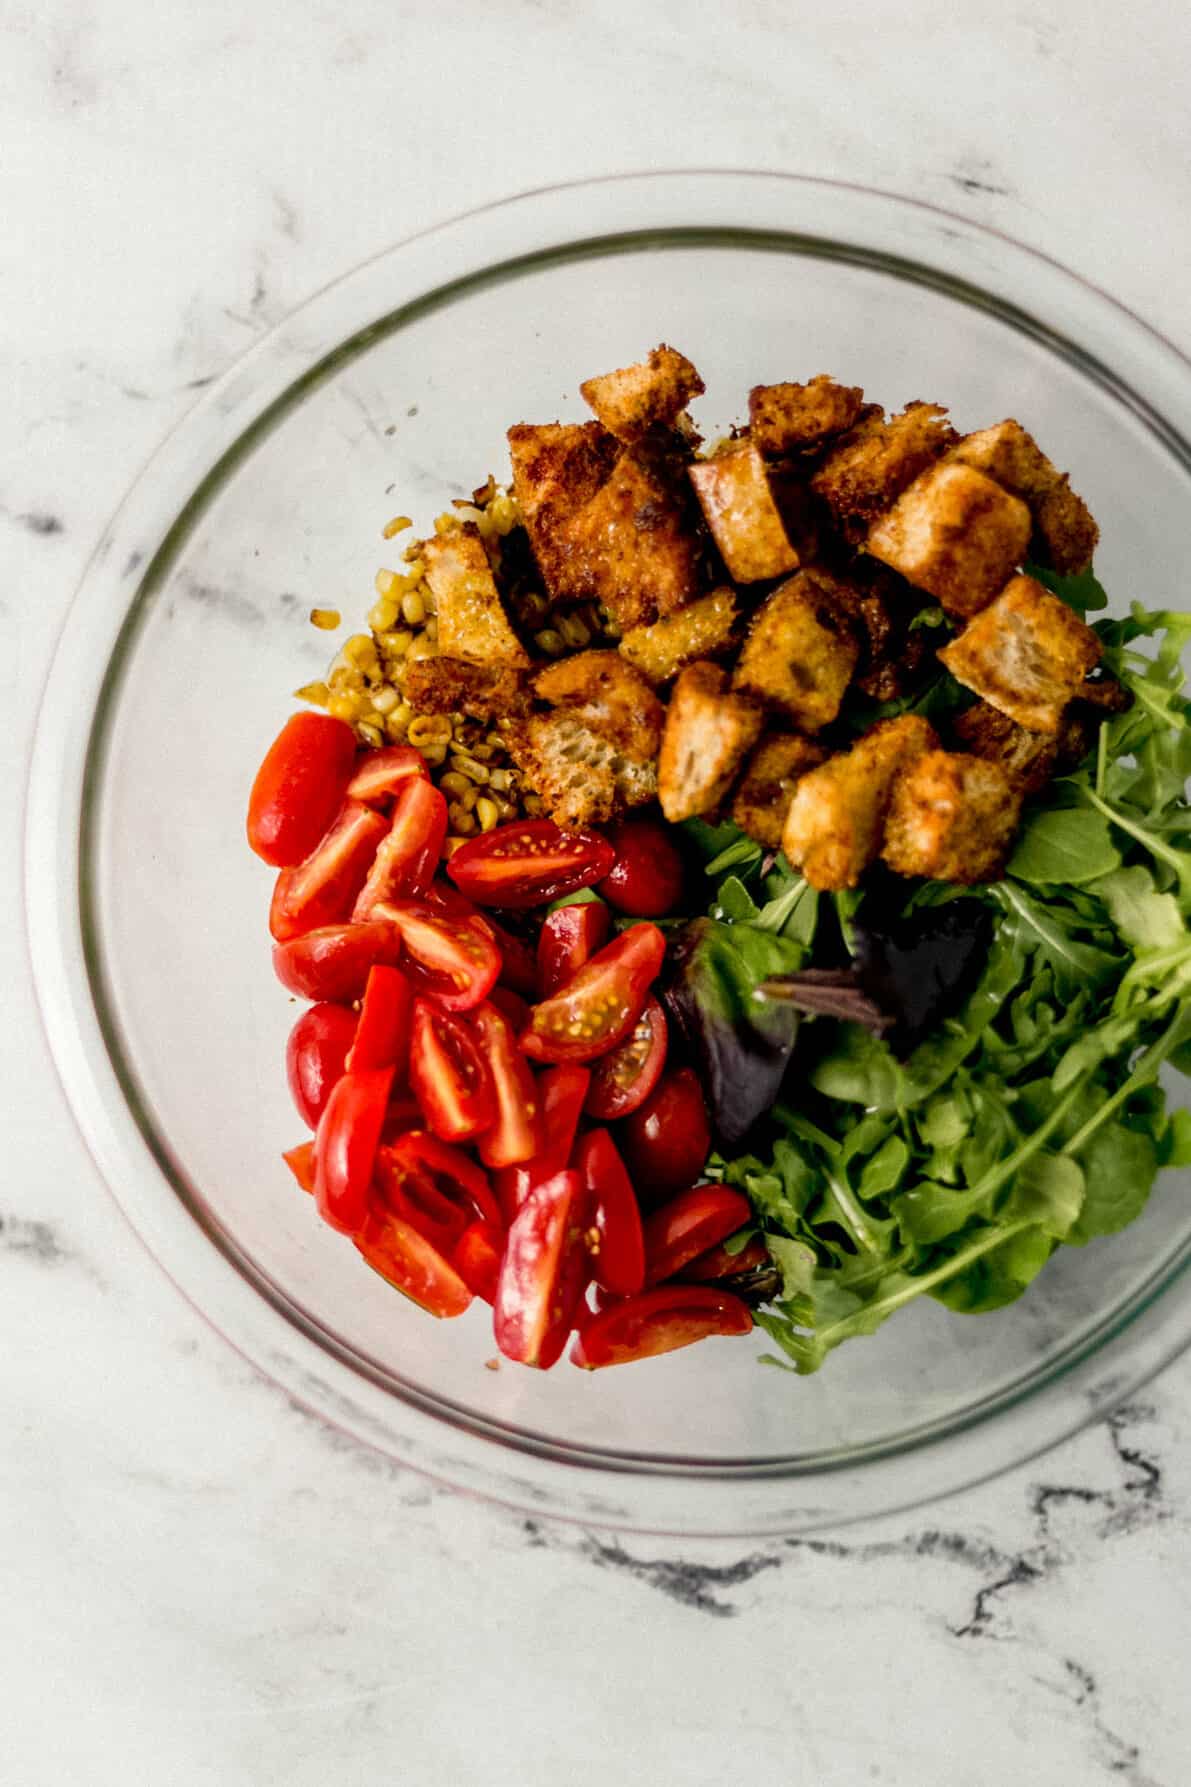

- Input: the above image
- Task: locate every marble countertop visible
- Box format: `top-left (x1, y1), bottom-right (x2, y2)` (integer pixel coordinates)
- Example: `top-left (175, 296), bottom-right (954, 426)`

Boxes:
top-left (7, 4), bottom-right (1191, 1782)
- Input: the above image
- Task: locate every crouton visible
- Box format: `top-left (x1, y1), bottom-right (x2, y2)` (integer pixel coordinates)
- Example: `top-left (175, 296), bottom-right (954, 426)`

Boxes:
top-left (503, 712), bottom-right (658, 829)
top-left (617, 587), bottom-right (739, 685)
top-left (580, 343), bottom-right (704, 443)
top-left (731, 733), bottom-right (828, 848)
top-left (688, 440), bottom-right (814, 583)
top-left (830, 560), bottom-right (932, 701)
top-left (811, 402), bottom-right (957, 538)
top-left (657, 662), bottom-right (764, 823)
top-left (948, 419), bottom-right (1098, 575)
top-left (732, 570), bottom-right (860, 732)
top-left (533, 649), bottom-right (665, 766)
top-left (782, 715), bottom-right (938, 890)
top-left (422, 525), bottom-right (530, 668)
top-left (938, 574), bottom-right (1102, 733)
top-left (401, 655), bottom-right (530, 723)
top-left (882, 751), bottom-right (1023, 884)
top-left (865, 463), bottom-right (1032, 617)
top-left (748, 375), bottom-right (865, 456)
top-left (951, 700), bottom-right (1061, 795)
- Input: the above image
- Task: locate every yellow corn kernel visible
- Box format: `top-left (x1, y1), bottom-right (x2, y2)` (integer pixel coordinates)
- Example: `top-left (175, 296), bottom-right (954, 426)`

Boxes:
top-left (451, 809), bottom-right (478, 836)
top-left (342, 633), bottom-right (377, 670)
top-left (475, 797), bottom-right (500, 832)
top-left (439, 771), bottom-right (470, 797)
top-left (294, 680), bottom-right (329, 706)
top-left (433, 512), bottom-right (459, 535)
top-left (459, 784), bottom-right (480, 812)
top-left (369, 595), bottom-right (400, 632)
top-left (370, 685), bottom-right (399, 715)
top-left (329, 665), bottom-right (365, 694)
top-left (384, 707), bottom-right (411, 742)
top-left (450, 754), bottom-right (490, 784)
top-left (534, 628), bottom-right (564, 656)
top-left (327, 693), bottom-right (362, 723)
top-left (374, 568), bottom-right (399, 599)
top-left (408, 714), bottom-right (452, 747)
top-left (378, 629), bottom-right (413, 659)
top-left (383, 515), bottom-right (413, 540)
top-left (310, 607), bottom-right (340, 630)
top-left (357, 720), bottom-right (384, 749)
top-left (401, 590), bottom-right (427, 626)
top-left (419, 740), bottom-right (449, 767)
top-left (488, 768), bottom-right (512, 793)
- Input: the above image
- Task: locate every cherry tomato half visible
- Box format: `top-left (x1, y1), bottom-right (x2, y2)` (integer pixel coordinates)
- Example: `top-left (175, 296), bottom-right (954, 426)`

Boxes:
top-left (520, 923), bottom-right (666, 1065)
top-left (584, 995), bottom-right (668, 1121)
top-left (269, 800), bottom-right (389, 942)
top-left (313, 1064), bottom-right (395, 1234)
top-left (491, 1063), bottom-right (591, 1223)
top-left (447, 818), bottom-right (615, 909)
top-left (678, 1234), bottom-right (772, 1284)
top-left (452, 1220), bottom-right (506, 1305)
top-left (471, 1001), bottom-right (541, 1169)
top-left (282, 1141), bottom-right (316, 1194)
top-left (487, 985), bottom-right (532, 1033)
top-left (353, 778), bottom-right (448, 917)
top-left (272, 921), bottom-right (402, 1003)
top-left (642, 1185), bottom-right (753, 1286)
top-left (597, 817), bottom-right (686, 917)
top-left (346, 964), bottom-right (412, 1075)
top-left (346, 744), bottom-right (428, 807)
top-left (374, 1131), bottom-right (500, 1253)
top-left (493, 1169), bottom-right (592, 1369)
top-left (486, 918), bottom-right (541, 1001)
top-left (536, 899), bottom-right (612, 997)
top-left (247, 712), bottom-right (357, 868)
top-left (573, 1127), bottom-right (645, 1299)
top-left (571, 1285), bottom-right (753, 1369)
top-left (355, 1209), bottom-right (472, 1318)
top-left (618, 1066), bottom-right (711, 1205)
top-left (286, 1001), bottom-right (358, 1129)
top-left (408, 999), bottom-right (496, 1142)
top-left (372, 900), bottom-right (500, 1012)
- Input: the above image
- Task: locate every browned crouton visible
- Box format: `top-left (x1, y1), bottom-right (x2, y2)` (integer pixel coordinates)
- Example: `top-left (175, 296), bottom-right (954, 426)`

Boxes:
top-left (829, 560), bottom-right (932, 701)
top-left (401, 655), bottom-right (530, 723)
top-left (810, 402), bottom-right (956, 538)
top-left (882, 751), bottom-right (1023, 883)
top-left (782, 715), bottom-right (938, 890)
top-left (503, 712), bottom-right (658, 829)
top-left (580, 344), bottom-right (704, 443)
top-left (948, 419), bottom-right (1098, 575)
top-left (422, 525), bottom-right (530, 668)
top-left (617, 587), bottom-right (739, 685)
top-left (938, 574), bottom-right (1102, 733)
top-left (732, 570), bottom-right (860, 732)
top-left (507, 420), bottom-right (619, 529)
top-left (688, 441), bottom-right (812, 583)
top-left (731, 733), bottom-right (828, 848)
top-left (951, 700), bottom-right (1061, 795)
top-left (533, 649), bottom-right (665, 766)
top-left (865, 463), bottom-right (1032, 617)
top-left (748, 375), bottom-right (864, 456)
top-left (657, 662), bottom-right (763, 823)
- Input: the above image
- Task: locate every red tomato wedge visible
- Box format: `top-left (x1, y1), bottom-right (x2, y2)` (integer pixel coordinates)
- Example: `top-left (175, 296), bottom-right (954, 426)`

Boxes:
top-left (372, 900), bottom-right (500, 1012)
top-left (346, 964), bottom-right (412, 1075)
top-left (573, 1128), bottom-right (645, 1299)
top-left (346, 744), bottom-right (428, 807)
top-left (272, 921), bottom-right (402, 1002)
top-left (493, 1170), bottom-right (592, 1368)
top-left (286, 1001), bottom-right (358, 1129)
top-left (353, 778), bottom-right (448, 916)
top-left (597, 817), bottom-right (686, 917)
top-left (571, 1285), bottom-right (753, 1369)
top-left (619, 1066), bottom-right (712, 1204)
top-left (471, 1001), bottom-right (542, 1168)
top-left (487, 985), bottom-right (532, 1033)
top-left (491, 1063), bottom-right (590, 1223)
top-left (520, 923), bottom-right (666, 1065)
top-left (447, 818), bottom-right (615, 909)
top-left (313, 1065), bottom-right (395, 1234)
top-left (282, 1141), bottom-right (316, 1194)
top-left (247, 712), bottom-right (357, 867)
top-left (269, 800), bottom-right (389, 942)
top-left (408, 999), bottom-right (496, 1142)
top-left (678, 1235), bottom-right (772, 1284)
top-left (486, 918), bottom-right (541, 1000)
top-left (374, 1131), bottom-right (501, 1254)
top-left (584, 995), bottom-right (667, 1121)
top-left (642, 1185), bottom-right (753, 1287)
top-left (453, 1220), bottom-right (505, 1305)
top-left (355, 1209), bottom-right (472, 1317)
top-left (536, 899), bottom-right (612, 997)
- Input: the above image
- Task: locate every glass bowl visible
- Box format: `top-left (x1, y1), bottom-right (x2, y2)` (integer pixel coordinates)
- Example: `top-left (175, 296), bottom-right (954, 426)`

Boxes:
top-left (26, 171), bottom-right (1191, 1537)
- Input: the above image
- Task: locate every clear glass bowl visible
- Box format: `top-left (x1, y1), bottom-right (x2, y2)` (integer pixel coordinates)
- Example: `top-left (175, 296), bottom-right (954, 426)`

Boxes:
top-left (26, 172), bottom-right (1191, 1536)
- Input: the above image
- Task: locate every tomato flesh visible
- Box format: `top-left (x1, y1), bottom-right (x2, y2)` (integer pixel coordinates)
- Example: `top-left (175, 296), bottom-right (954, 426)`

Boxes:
top-left (374, 1131), bottom-right (500, 1252)
top-left (571, 1285), bottom-right (753, 1368)
top-left (286, 1001), bottom-right (359, 1129)
top-left (313, 1065), bottom-right (395, 1234)
top-left (269, 800), bottom-right (389, 941)
top-left (679, 1234), bottom-right (772, 1284)
top-left (372, 900), bottom-right (500, 1012)
top-left (471, 1001), bottom-right (541, 1168)
top-left (353, 778), bottom-right (448, 916)
top-left (521, 923), bottom-right (666, 1065)
top-left (248, 712), bottom-right (357, 867)
top-left (618, 1066), bottom-right (711, 1205)
top-left (447, 818), bottom-right (615, 909)
top-left (493, 1169), bottom-right (591, 1368)
top-left (346, 964), bottom-right (413, 1075)
top-left (282, 1141), bottom-right (316, 1194)
top-left (491, 1063), bottom-right (590, 1223)
top-left (408, 999), bottom-right (496, 1142)
top-left (486, 918), bottom-right (541, 1000)
top-left (573, 1127), bottom-right (645, 1298)
top-left (453, 1220), bottom-right (506, 1305)
top-left (536, 899), bottom-right (612, 997)
top-left (346, 745), bottom-right (428, 807)
top-left (355, 1210), bottom-right (472, 1317)
top-left (597, 817), bottom-right (686, 917)
top-left (642, 1185), bottom-right (753, 1285)
top-left (272, 921), bottom-right (402, 1003)
top-left (584, 995), bottom-right (667, 1121)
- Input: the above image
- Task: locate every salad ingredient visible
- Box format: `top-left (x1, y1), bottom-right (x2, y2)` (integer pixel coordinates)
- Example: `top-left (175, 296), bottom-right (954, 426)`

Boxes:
top-left (344, 743), bottom-right (429, 806)
top-left (355, 1209), bottom-right (473, 1318)
top-left (269, 800), bottom-right (389, 941)
top-left (286, 1002), bottom-right (358, 1129)
top-left (521, 923), bottom-right (666, 1064)
top-left (313, 1065), bottom-right (395, 1234)
top-left (374, 1132), bottom-right (500, 1244)
top-left (353, 778), bottom-right (448, 915)
top-left (938, 574), bottom-right (1102, 731)
top-left (408, 1000), bottom-right (496, 1142)
top-left (781, 714), bottom-right (938, 890)
top-left (584, 995), bottom-right (668, 1121)
top-left (678, 1234), bottom-right (778, 1297)
top-left (447, 818), bottom-right (614, 908)
top-left (282, 1140), bottom-right (317, 1194)
top-left (493, 1170), bottom-right (591, 1368)
top-left (619, 1067), bottom-right (712, 1203)
top-left (485, 919), bottom-right (540, 1000)
top-left (471, 1001), bottom-right (541, 1168)
top-left (453, 1221), bottom-right (505, 1304)
top-left (597, 817), bottom-right (686, 916)
top-left (247, 712), bottom-right (357, 867)
top-left (658, 661), bottom-right (763, 822)
top-left (572, 1285), bottom-right (753, 1369)
top-left (272, 920), bottom-right (402, 1002)
top-left (492, 1063), bottom-right (590, 1221)
top-left (866, 462), bottom-right (1032, 616)
top-left (373, 900), bottom-right (500, 1012)
top-left (574, 1128), bottom-right (646, 1298)
top-left (536, 899), bottom-right (612, 996)
top-left (345, 964), bottom-right (413, 1074)
top-left (642, 1184), bottom-right (753, 1286)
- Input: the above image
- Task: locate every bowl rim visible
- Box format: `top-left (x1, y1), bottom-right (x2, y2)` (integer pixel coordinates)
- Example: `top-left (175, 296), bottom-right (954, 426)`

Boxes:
top-left (24, 168), bottom-right (1191, 1536)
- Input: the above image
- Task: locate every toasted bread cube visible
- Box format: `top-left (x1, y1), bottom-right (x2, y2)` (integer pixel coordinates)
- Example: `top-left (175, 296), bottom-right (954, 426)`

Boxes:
top-left (618, 587), bottom-right (739, 685)
top-left (830, 560), bottom-right (932, 701)
top-left (507, 420), bottom-right (619, 528)
top-left (948, 419), bottom-right (1098, 575)
top-left (580, 343), bottom-right (704, 443)
top-left (533, 649), bottom-right (665, 767)
top-left (748, 375), bottom-right (865, 456)
top-left (811, 401), bottom-right (956, 537)
top-left (882, 751), bottom-right (1023, 883)
top-left (782, 715), bottom-right (938, 890)
top-left (503, 711), bottom-right (658, 829)
top-left (732, 571), bottom-right (860, 732)
top-left (422, 525), bottom-right (530, 669)
top-left (938, 574), bottom-right (1102, 734)
top-left (657, 662), bottom-right (763, 823)
top-left (688, 441), bottom-right (810, 583)
top-left (401, 655), bottom-right (530, 723)
top-left (951, 700), bottom-right (1060, 795)
top-left (731, 733), bottom-right (828, 848)
top-left (865, 462), bottom-right (1032, 618)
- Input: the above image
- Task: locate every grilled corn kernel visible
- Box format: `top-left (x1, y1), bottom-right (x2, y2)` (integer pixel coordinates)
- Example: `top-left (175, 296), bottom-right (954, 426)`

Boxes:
top-left (475, 797), bottom-right (500, 832)
top-left (369, 595), bottom-right (400, 632)
top-left (534, 628), bottom-right (564, 656)
top-left (383, 515), bottom-right (413, 540)
top-left (433, 512), bottom-right (460, 535)
top-left (329, 665), bottom-right (365, 694)
top-left (370, 685), bottom-right (399, 715)
top-left (452, 809), bottom-right (478, 836)
top-left (344, 633), bottom-right (380, 671)
top-left (408, 714), bottom-right (453, 747)
top-left (558, 612), bottom-right (592, 649)
top-left (450, 754), bottom-right (490, 784)
top-left (384, 707), bottom-right (411, 742)
top-left (439, 771), bottom-right (470, 797)
top-left (488, 768), bottom-right (512, 793)
top-left (328, 693), bottom-right (362, 722)
top-left (420, 740), bottom-right (449, 767)
top-left (523, 794), bottom-right (545, 816)
top-left (405, 634), bottom-right (437, 663)
top-left (401, 590), bottom-right (427, 626)
top-left (374, 568), bottom-right (399, 599)
top-left (358, 720), bottom-right (384, 748)
top-left (310, 607), bottom-right (340, 630)
top-left (378, 629), bottom-right (413, 659)
top-left (294, 680), bottom-right (330, 706)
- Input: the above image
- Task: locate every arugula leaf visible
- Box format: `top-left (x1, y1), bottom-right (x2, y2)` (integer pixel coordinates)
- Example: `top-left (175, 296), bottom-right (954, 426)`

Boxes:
top-left (1027, 562), bottom-right (1109, 614)
top-left (1009, 807), bottom-right (1122, 885)
top-left (1066, 1122), bottom-right (1158, 1244)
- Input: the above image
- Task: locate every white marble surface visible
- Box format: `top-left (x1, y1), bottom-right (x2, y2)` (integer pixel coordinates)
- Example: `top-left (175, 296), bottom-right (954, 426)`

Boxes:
top-left (7, 3), bottom-right (1191, 1782)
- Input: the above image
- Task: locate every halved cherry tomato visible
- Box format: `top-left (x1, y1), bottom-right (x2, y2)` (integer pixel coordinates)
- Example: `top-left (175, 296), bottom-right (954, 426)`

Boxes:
top-left (618, 1066), bottom-right (711, 1204)
top-left (642, 1185), bottom-right (753, 1286)
top-left (382, 1090), bottom-right (425, 1140)
top-left (678, 1234), bottom-right (772, 1284)
top-left (487, 985), bottom-right (532, 1033)
top-left (286, 1001), bottom-right (358, 1129)
top-left (521, 922), bottom-right (666, 1065)
top-left (571, 1285), bottom-right (752, 1368)
top-left (486, 918), bottom-right (541, 1000)
top-left (536, 899), bottom-right (612, 997)
top-left (247, 712), bottom-right (357, 867)
top-left (372, 900), bottom-right (500, 1012)
top-left (471, 1001), bottom-right (541, 1168)
top-left (584, 995), bottom-right (667, 1121)
top-left (346, 964), bottom-right (412, 1074)
top-left (355, 1209), bottom-right (472, 1317)
top-left (346, 744), bottom-right (428, 807)
top-left (269, 800), bottom-right (389, 942)
top-left (374, 1131), bottom-right (501, 1254)
top-left (353, 779), bottom-right (448, 916)
top-left (573, 1128), bottom-right (645, 1298)
top-left (597, 817), bottom-right (686, 917)
top-left (272, 920), bottom-right (402, 1002)
top-left (491, 1063), bottom-right (591, 1223)
top-left (282, 1141), bottom-right (316, 1193)
top-left (453, 1220), bottom-right (505, 1305)
top-left (447, 818), bottom-right (615, 909)
top-left (493, 1169), bottom-right (592, 1368)
top-left (408, 999), bottom-right (496, 1141)
top-left (313, 1065), bottom-right (395, 1234)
